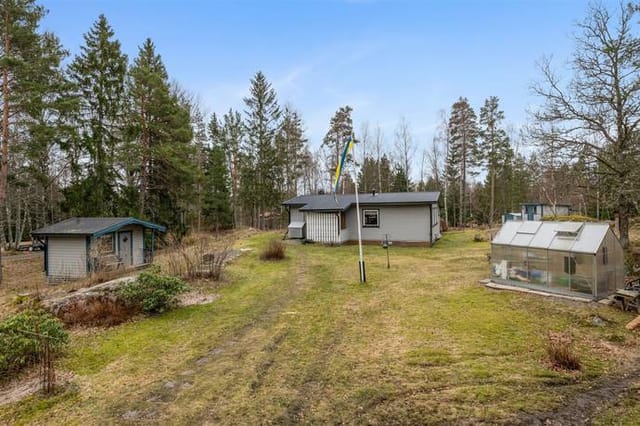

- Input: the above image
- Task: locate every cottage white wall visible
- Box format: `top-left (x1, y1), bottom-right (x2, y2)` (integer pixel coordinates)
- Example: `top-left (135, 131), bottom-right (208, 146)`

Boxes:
top-left (289, 207), bottom-right (304, 222)
top-left (48, 236), bottom-right (87, 279)
top-left (306, 212), bottom-right (340, 243)
top-left (345, 205), bottom-right (432, 243)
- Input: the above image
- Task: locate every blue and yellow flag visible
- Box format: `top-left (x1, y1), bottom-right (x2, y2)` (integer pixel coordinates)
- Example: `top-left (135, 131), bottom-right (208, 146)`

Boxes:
top-left (333, 134), bottom-right (355, 194)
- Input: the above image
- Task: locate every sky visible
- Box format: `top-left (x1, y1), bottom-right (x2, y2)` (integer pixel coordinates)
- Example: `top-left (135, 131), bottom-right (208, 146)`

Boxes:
top-left (39, 0), bottom-right (616, 168)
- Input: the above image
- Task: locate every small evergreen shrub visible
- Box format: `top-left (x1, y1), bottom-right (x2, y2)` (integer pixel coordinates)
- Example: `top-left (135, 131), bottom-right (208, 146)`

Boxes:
top-left (260, 240), bottom-right (286, 261)
top-left (118, 267), bottom-right (189, 314)
top-left (0, 309), bottom-right (68, 378)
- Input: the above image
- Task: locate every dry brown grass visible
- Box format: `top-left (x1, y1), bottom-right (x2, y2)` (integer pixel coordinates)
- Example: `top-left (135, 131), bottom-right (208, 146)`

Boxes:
top-left (52, 296), bottom-right (140, 327)
top-left (260, 240), bottom-right (286, 261)
top-left (0, 256), bottom-right (141, 321)
top-left (154, 230), bottom-right (246, 281)
top-left (547, 332), bottom-right (582, 371)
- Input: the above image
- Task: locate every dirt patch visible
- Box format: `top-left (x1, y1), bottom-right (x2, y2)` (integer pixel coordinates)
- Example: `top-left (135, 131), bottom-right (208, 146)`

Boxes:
top-left (0, 369), bottom-right (74, 406)
top-left (179, 290), bottom-right (219, 306)
top-left (516, 358), bottom-right (640, 424)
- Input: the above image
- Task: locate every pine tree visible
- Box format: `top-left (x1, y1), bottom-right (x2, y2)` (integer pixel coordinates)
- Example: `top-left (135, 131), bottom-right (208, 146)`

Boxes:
top-left (67, 14), bottom-right (128, 216)
top-left (275, 107), bottom-right (307, 200)
top-left (391, 163), bottom-right (411, 192)
top-left (203, 142), bottom-right (232, 231)
top-left (213, 109), bottom-right (243, 226)
top-left (191, 107), bottom-right (208, 232)
top-left (447, 97), bottom-right (479, 227)
top-left (242, 71), bottom-right (281, 228)
top-left (478, 96), bottom-right (509, 226)
top-left (322, 106), bottom-right (354, 192)
top-left (0, 1), bottom-right (75, 282)
top-left (127, 38), bottom-right (194, 236)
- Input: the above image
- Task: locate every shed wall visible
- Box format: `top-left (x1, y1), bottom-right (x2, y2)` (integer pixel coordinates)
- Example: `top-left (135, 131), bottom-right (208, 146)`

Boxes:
top-left (118, 225), bottom-right (144, 265)
top-left (47, 236), bottom-right (87, 280)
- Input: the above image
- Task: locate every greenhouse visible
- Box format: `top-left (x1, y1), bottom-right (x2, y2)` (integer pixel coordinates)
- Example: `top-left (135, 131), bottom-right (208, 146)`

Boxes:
top-left (490, 221), bottom-right (625, 299)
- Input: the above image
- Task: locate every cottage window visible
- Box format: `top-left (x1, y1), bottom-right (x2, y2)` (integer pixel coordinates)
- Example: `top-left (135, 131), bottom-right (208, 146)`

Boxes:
top-left (602, 247), bottom-right (608, 265)
top-left (563, 256), bottom-right (576, 275)
top-left (340, 212), bottom-right (347, 230)
top-left (363, 209), bottom-right (379, 228)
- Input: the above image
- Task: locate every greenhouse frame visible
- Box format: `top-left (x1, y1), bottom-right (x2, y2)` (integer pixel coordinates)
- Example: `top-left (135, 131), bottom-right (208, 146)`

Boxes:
top-left (490, 221), bottom-right (625, 300)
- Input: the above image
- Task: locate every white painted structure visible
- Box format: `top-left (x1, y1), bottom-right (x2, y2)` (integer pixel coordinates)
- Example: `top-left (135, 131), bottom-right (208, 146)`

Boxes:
top-left (32, 217), bottom-right (166, 282)
top-left (283, 192), bottom-right (441, 246)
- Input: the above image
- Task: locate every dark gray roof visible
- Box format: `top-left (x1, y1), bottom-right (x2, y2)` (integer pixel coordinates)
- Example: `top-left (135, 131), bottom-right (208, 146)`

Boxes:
top-left (283, 192), bottom-right (440, 211)
top-left (31, 217), bottom-right (166, 237)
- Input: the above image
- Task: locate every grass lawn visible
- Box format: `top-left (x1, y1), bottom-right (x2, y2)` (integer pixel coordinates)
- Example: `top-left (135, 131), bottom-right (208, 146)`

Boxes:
top-left (2, 230), bottom-right (639, 424)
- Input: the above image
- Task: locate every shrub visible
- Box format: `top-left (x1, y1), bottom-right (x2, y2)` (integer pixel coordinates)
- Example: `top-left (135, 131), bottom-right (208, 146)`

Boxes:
top-left (0, 309), bottom-right (68, 378)
top-left (260, 240), bottom-right (286, 261)
top-left (541, 214), bottom-right (598, 222)
top-left (118, 267), bottom-right (189, 314)
top-left (547, 332), bottom-right (581, 371)
top-left (473, 233), bottom-right (486, 242)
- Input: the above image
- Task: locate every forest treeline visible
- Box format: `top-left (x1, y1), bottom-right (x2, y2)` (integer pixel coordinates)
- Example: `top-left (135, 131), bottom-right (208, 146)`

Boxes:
top-left (1, 1), bottom-right (639, 249)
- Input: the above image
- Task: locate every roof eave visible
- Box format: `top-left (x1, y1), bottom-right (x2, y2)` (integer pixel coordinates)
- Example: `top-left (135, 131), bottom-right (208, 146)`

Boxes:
top-left (93, 218), bottom-right (167, 237)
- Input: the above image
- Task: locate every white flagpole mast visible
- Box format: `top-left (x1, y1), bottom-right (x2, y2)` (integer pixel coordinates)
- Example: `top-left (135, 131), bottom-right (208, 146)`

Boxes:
top-left (351, 137), bottom-right (366, 283)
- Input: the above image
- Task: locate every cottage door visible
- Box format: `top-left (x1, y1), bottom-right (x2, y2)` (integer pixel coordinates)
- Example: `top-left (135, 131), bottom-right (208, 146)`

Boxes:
top-left (119, 232), bottom-right (133, 266)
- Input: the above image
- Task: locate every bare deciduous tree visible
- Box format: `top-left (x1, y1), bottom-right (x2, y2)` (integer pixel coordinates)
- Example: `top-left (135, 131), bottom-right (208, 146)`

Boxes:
top-left (531, 3), bottom-right (640, 249)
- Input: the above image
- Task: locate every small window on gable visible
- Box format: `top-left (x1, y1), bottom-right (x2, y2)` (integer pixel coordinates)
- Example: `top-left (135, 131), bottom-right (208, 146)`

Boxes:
top-left (603, 246), bottom-right (608, 265)
top-left (564, 256), bottom-right (576, 275)
top-left (363, 209), bottom-right (379, 228)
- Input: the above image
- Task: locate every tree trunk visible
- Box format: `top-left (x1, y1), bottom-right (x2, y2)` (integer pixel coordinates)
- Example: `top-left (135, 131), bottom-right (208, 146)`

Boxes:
top-left (489, 168), bottom-right (495, 228)
top-left (0, 10), bottom-right (10, 284)
top-left (618, 203), bottom-right (630, 251)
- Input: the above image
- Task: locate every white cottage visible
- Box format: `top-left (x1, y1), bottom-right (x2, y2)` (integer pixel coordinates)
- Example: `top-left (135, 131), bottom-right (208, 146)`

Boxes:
top-left (31, 217), bottom-right (166, 282)
top-left (282, 192), bottom-right (441, 246)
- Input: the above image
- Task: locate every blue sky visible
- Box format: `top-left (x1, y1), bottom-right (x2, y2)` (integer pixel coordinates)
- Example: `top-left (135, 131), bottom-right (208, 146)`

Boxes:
top-left (40, 0), bottom-right (611, 162)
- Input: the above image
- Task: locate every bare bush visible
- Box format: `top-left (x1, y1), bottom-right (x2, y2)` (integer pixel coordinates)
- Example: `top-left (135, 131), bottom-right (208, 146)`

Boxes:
top-left (260, 240), bottom-right (286, 261)
top-left (547, 332), bottom-right (582, 371)
top-left (157, 235), bottom-right (232, 281)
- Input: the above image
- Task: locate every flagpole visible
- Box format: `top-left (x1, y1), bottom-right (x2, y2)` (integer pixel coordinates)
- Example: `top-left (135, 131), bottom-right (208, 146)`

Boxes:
top-left (352, 141), bottom-right (366, 283)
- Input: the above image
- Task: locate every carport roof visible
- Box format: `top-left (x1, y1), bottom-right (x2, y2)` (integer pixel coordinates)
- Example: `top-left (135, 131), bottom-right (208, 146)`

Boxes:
top-left (31, 217), bottom-right (166, 238)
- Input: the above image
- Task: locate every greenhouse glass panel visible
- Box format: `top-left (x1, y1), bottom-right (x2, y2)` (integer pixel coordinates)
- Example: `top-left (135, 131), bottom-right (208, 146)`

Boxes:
top-left (571, 253), bottom-right (594, 295)
top-left (506, 247), bottom-right (528, 282)
top-left (491, 245), bottom-right (509, 280)
top-left (526, 248), bottom-right (548, 286)
top-left (548, 251), bottom-right (571, 292)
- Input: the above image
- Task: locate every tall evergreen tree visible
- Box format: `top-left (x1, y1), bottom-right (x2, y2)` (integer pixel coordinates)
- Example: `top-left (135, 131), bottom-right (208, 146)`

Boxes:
top-left (67, 14), bottom-right (127, 216)
top-left (275, 106), bottom-right (307, 199)
top-left (203, 141), bottom-right (232, 231)
top-left (127, 38), bottom-right (194, 236)
top-left (446, 97), bottom-right (479, 227)
top-left (478, 96), bottom-right (510, 226)
top-left (322, 105), bottom-right (354, 192)
top-left (242, 71), bottom-right (281, 228)
top-left (213, 109), bottom-right (243, 226)
top-left (0, 1), bottom-right (75, 281)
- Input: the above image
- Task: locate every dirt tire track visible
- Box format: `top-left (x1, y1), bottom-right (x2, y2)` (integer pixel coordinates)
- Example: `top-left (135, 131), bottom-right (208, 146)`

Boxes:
top-left (515, 359), bottom-right (640, 425)
top-left (131, 248), bottom-right (311, 419)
